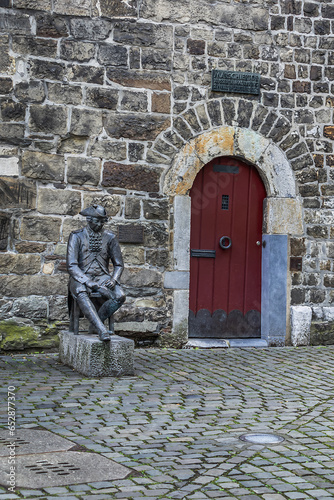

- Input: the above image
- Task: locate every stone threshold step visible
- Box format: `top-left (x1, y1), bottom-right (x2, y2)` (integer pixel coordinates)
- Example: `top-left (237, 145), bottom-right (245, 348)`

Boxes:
top-left (185, 338), bottom-right (268, 349)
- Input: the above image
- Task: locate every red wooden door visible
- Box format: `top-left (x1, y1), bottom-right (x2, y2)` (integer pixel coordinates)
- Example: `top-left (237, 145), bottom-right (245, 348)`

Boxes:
top-left (189, 156), bottom-right (266, 338)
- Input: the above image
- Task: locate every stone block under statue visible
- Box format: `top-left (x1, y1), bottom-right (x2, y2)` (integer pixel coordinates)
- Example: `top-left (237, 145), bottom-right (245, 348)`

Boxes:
top-left (59, 331), bottom-right (135, 377)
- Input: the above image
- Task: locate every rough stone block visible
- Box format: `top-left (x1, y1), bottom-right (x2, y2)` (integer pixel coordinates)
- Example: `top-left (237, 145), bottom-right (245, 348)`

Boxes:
top-left (70, 18), bottom-right (111, 41)
top-left (152, 93), bottom-right (170, 114)
top-left (54, 0), bottom-right (91, 16)
top-left (104, 112), bottom-right (170, 140)
top-left (30, 59), bottom-right (66, 81)
top-left (98, 44), bottom-right (128, 66)
top-left (0, 77), bottom-right (13, 94)
top-left (20, 216), bottom-right (61, 242)
top-left (59, 331), bottom-right (135, 377)
top-left (70, 108), bottom-right (103, 136)
top-left (106, 68), bottom-right (171, 91)
top-left (67, 157), bottom-right (101, 186)
top-left (290, 305), bottom-right (312, 346)
top-left (103, 162), bottom-right (160, 192)
top-left (164, 271), bottom-right (190, 289)
top-left (0, 177), bottom-right (36, 209)
top-left (83, 193), bottom-right (121, 217)
top-left (0, 212), bottom-right (10, 251)
top-left (96, 0), bottom-right (137, 17)
top-left (29, 104), bottom-right (68, 135)
top-left (13, 0), bottom-right (51, 9)
top-left (90, 139), bottom-right (127, 161)
top-left (0, 157), bottom-right (19, 177)
top-left (0, 275), bottom-right (66, 296)
top-left (0, 12), bottom-right (31, 34)
top-left (14, 81), bottom-right (45, 103)
top-left (22, 151), bottom-right (65, 181)
top-left (60, 40), bottom-right (95, 62)
top-left (263, 198), bottom-right (303, 235)
top-left (12, 35), bottom-right (58, 58)
top-left (0, 254), bottom-right (41, 274)
top-left (0, 36), bottom-right (15, 75)
top-left (37, 188), bottom-right (81, 215)
top-left (1, 100), bottom-right (26, 122)
top-left (114, 22), bottom-right (172, 49)
top-left (12, 296), bottom-right (48, 319)
top-left (122, 267), bottom-right (162, 287)
top-left (36, 13), bottom-right (69, 38)
top-left (85, 87), bottom-right (118, 110)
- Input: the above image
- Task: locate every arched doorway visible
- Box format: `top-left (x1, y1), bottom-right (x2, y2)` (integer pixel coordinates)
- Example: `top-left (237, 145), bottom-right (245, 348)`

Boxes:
top-left (189, 156), bottom-right (266, 339)
top-left (162, 127), bottom-right (303, 347)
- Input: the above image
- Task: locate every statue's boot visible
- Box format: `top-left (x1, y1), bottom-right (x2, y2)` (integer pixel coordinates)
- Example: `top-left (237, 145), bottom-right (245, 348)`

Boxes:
top-left (76, 292), bottom-right (110, 341)
top-left (98, 298), bottom-right (123, 335)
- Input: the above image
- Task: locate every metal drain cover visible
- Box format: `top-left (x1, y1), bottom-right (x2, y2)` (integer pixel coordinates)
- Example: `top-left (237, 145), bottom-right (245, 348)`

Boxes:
top-left (0, 429), bottom-right (130, 488)
top-left (0, 451), bottom-right (130, 488)
top-left (240, 433), bottom-right (285, 444)
top-left (0, 429), bottom-right (74, 456)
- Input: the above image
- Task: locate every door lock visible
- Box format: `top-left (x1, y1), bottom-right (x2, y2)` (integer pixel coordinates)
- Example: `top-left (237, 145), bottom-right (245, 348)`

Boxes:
top-left (256, 241), bottom-right (261, 246)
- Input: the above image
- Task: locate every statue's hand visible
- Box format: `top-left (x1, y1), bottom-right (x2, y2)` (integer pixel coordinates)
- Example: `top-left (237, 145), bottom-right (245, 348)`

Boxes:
top-left (103, 278), bottom-right (116, 290)
top-left (87, 280), bottom-right (99, 291)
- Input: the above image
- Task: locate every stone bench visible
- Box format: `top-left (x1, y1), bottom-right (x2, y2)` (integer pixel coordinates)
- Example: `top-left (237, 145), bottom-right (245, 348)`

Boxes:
top-left (59, 331), bottom-right (135, 377)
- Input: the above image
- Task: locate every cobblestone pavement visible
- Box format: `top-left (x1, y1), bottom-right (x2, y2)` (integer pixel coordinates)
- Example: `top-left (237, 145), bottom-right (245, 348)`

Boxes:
top-left (1, 346), bottom-right (334, 500)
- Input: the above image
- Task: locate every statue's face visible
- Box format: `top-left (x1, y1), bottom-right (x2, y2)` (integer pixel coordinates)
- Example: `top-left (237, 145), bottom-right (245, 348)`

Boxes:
top-left (87, 216), bottom-right (105, 232)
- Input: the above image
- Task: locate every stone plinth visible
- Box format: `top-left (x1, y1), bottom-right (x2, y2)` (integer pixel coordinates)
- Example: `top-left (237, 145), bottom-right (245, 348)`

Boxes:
top-left (59, 331), bottom-right (135, 377)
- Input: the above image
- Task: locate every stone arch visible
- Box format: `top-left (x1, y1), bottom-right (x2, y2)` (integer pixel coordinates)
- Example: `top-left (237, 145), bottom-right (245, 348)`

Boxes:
top-left (161, 123), bottom-right (305, 348)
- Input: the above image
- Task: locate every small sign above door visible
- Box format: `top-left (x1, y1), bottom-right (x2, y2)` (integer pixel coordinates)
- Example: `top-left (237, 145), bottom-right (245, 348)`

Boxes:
top-left (211, 70), bottom-right (261, 95)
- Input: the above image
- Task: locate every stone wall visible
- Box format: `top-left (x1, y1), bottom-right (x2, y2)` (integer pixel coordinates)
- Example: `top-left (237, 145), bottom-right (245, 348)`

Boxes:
top-left (0, 0), bottom-right (334, 349)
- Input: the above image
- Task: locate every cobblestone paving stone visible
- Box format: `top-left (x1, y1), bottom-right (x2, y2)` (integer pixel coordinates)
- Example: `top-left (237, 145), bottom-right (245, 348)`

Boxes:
top-left (1, 347), bottom-right (334, 499)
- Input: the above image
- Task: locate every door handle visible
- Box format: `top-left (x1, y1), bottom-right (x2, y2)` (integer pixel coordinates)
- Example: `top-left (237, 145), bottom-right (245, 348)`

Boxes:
top-left (219, 236), bottom-right (232, 249)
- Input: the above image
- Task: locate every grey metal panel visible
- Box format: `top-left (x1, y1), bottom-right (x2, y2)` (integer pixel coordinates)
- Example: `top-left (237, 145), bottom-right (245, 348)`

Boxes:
top-left (261, 234), bottom-right (288, 346)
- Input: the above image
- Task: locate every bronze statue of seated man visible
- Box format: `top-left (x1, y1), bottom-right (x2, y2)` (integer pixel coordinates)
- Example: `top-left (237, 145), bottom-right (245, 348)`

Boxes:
top-left (66, 204), bottom-right (125, 341)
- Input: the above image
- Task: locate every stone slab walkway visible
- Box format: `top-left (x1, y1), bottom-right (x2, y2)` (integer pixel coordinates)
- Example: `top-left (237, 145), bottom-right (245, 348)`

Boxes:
top-left (1, 346), bottom-right (334, 499)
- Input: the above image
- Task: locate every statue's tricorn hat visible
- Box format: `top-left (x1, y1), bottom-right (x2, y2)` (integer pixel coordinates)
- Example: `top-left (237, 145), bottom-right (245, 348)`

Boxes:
top-left (80, 205), bottom-right (108, 221)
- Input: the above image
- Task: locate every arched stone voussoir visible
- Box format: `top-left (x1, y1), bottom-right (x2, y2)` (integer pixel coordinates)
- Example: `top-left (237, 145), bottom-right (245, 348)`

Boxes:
top-left (163, 126), bottom-right (297, 198)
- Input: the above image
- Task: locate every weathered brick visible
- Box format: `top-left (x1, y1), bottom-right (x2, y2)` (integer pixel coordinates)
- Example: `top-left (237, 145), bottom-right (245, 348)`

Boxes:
top-left (103, 113), bottom-right (170, 141)
top-left (22, 151), bottom-right (65, 182)
top-left (0, 177), bottom-right (36, 209)
top-left (102, 162), bottom-right (160, 192)
top-left (37, 188), bottom-right (81, 215)
top-left (67, 157), bottom-right (101, 186)
top-left (20, 216), bottom-right (61, 242)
